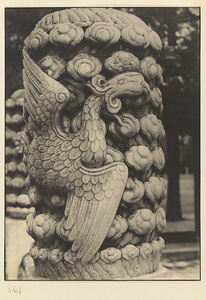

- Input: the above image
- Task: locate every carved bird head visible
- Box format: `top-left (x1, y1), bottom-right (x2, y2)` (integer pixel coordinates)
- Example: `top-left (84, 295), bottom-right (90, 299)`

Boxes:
top-left (87, 72), bottom-right (150, 114)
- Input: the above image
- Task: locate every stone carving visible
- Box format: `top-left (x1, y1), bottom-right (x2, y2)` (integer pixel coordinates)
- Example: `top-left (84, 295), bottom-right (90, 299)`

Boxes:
top-left (6, 90), bottom-right (34, 219)
top-left (19, 8), bottom-right (166, 280)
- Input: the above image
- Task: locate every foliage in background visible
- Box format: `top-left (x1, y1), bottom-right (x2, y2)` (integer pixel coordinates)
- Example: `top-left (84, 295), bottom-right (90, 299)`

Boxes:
top-left (6, 7), bottom-right (199, 168)
top-left (5, 7), bottom-right (200, 222)
top-left (6, 7), bottom-right (200, 102)
top-left (6, 8), bottom-right (64, 98)
top-left (6, 7), bottom-right (200, 122)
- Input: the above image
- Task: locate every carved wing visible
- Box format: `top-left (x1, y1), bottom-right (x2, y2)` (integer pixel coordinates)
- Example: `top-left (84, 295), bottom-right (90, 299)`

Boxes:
top-left (62, 162), bottom-right (128, 265)
top-left (22, 49), bottom-right (70, 127)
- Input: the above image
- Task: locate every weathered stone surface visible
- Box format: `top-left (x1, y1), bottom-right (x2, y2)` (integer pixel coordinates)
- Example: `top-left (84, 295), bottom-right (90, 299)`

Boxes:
top-left (20, 7), bottom-right (166, 279)
top-left (5, 89), bottom-right (34, 219)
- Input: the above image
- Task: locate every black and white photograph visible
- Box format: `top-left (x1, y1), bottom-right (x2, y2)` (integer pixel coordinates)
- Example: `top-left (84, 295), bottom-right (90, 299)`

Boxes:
top-left (2, 1), bottom-right (205, 299)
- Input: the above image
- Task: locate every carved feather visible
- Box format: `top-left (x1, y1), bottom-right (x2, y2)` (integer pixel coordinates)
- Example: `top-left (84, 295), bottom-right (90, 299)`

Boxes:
top-left (23, 49), bottom-right (129, 265)
top-left (23, 49), bottom-right (70, 128)
top-left (62, 162), bottom-right (128, 264)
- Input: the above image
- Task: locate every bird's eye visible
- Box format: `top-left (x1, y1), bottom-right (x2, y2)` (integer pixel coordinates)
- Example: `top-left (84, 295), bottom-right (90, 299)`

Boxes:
top-left (118, 79), bottom-right (125, 85)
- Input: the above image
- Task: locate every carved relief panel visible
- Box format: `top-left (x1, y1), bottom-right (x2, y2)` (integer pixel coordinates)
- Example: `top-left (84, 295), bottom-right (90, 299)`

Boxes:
top-left (19, 8), bottom-right (166, 280)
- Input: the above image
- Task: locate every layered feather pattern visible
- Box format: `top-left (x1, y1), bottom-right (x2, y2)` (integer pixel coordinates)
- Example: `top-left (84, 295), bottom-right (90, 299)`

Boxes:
top-left (23, 49), bottom-right (128, 264)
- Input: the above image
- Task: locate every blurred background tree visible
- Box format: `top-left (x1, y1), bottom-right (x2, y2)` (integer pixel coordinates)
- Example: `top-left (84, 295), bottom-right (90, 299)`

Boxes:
top-left (123, 7), bottom-right (200, 225)
top-left (5, 7), bottom-right (200, 235)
